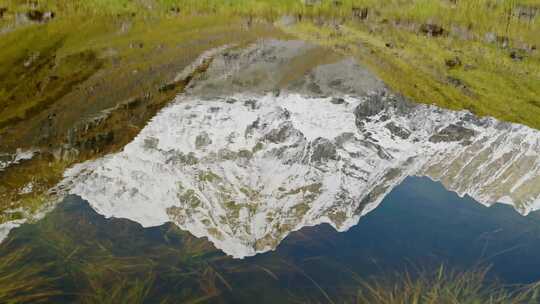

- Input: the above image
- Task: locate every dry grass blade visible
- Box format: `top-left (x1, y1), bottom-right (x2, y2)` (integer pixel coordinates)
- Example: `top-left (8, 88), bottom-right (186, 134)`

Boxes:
top-left (281, 259), bottom-right (336, 304)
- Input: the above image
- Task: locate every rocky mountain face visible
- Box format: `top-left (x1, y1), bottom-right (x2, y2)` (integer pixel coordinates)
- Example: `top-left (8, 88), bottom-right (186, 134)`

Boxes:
top-left (60, 90), bottom-right (540, 258)
top-left (178, 39), bottom-right (385, 97)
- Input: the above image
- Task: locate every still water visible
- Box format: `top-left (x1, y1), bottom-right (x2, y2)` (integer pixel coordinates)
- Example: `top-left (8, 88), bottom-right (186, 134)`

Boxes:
top-left (2, 176), bottom-right (540, 303)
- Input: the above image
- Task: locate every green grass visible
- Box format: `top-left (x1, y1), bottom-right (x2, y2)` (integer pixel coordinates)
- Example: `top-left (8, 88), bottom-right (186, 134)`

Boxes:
top-left (81, 276), bottom-right (155, 304)
top-left (0, 30), bottom-right (102, 128)
top-left (0, 13), bottom-right (236, 129)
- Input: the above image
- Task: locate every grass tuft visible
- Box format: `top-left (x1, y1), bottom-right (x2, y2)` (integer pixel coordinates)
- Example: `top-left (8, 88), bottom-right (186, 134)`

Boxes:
top-left (357, 266), bottom-right (540, 304)
top-left (0, 243), bottom-right (61, 303)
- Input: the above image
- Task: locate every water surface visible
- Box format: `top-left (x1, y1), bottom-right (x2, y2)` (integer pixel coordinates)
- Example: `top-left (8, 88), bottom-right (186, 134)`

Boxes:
top-left (3, 177), bottom-right (540, 303)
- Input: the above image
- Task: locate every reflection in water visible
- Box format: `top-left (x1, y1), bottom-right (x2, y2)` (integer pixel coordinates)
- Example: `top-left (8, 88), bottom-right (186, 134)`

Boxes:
top-left (59, 92), bottom-right (540, 258)
top-left (2, 177), bottom-right (540, 303)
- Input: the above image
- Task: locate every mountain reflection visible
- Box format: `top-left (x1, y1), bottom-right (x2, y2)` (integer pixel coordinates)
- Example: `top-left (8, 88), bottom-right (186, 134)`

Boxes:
top-left (59, 92), bottom-right (540, 258)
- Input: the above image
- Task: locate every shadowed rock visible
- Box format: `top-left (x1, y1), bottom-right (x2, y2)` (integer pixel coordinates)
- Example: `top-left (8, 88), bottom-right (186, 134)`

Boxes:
top-left (264, 122), bottom-right (302, 144)
top-left (429, 124), bottom-right (475, 143)
top-left (182, 40), bottom-right (385, 98)
top-left (420, 23), bottom-right (445, 37)
top-left (385, 122), bottom-right (411, 139)
top-left (352, 7), bottom-right (368, 20)
top-left (354, 94), bottom-right (385, 122)
top-left (310, 138), bottom-right (338, 163)
top-left (195, 132), bottom-right (212, 149)
top-left (25, 10), bottom-right (54, 22)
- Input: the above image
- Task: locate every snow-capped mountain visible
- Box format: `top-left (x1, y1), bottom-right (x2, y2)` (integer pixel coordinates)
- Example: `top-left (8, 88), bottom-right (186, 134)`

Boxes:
top-left (61, 91), bottom-right (540, 258)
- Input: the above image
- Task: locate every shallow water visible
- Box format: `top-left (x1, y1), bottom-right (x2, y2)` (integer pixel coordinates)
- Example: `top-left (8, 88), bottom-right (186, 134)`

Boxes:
top-left (3, 176), bottom-right (540, 303)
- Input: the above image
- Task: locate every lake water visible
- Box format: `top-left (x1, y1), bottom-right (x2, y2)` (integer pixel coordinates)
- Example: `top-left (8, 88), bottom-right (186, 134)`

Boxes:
top-left (3, 176), bottom-right (540, 303)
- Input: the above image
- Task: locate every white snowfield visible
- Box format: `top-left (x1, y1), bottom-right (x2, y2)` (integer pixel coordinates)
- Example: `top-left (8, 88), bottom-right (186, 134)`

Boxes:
top-left (59, 93), bottom-right (540, 258)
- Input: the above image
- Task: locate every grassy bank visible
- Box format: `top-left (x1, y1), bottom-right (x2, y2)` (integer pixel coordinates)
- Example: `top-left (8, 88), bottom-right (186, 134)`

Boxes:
top-left (1, 1), bottom-right (538, 127)
top-left (3, 1), bottom-right (539, 41)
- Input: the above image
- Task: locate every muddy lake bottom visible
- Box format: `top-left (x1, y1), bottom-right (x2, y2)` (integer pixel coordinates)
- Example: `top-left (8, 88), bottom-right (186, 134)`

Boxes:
top-left (2, 176), bottom-right (540, 303)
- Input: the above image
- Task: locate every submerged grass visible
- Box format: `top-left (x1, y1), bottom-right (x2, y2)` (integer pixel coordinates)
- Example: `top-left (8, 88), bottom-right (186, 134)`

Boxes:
top-left (0, 243), bottom-right (61, 303)
top-left (0, 199), bottom-right (235, 303)
top-left (357, 266), bottom-right (540, 304)
top-left (81, 276), bottom-right (155, 304)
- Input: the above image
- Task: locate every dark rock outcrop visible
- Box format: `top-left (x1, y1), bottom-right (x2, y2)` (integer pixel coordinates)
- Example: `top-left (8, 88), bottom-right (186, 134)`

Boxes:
top-left (310, 138), bottom-right (338, 163)
top-left (429, 124), bottom-right (475, 143)
top-left (352, 7), bottom-right (368, 20)
top-left (419, 23), bottom-right (445, 37)
top-left (330, 97), bottom-right (345, 105)
top-left (354, 92), bottom-right (417, 127)
top-left (445, 57), bottom-right (462, 68)
top-left (195, 132), bottom-right (212, 149)
top-left (264, 122), bottom-right (302, 144)
top-left (354, 94), bottom-right (385, 123)
top-left (510, 49), bottom-right (526, 61)
top-left (26, 10), bottom-right (43, 21)
top-left (385, 122), bottom-right (411, 139)
top-left (26, 10), bottom-right (54, 22)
